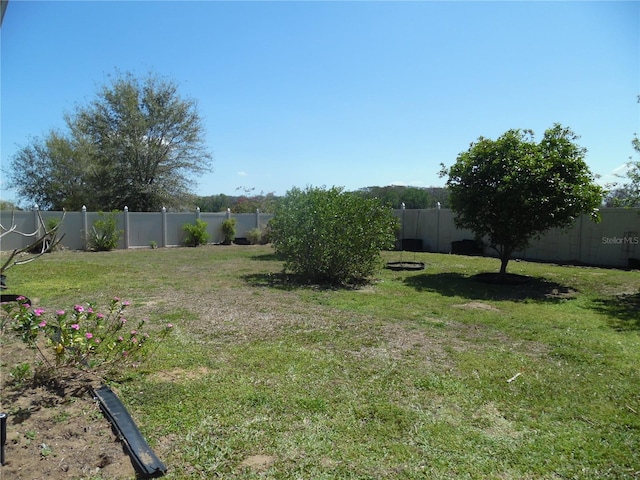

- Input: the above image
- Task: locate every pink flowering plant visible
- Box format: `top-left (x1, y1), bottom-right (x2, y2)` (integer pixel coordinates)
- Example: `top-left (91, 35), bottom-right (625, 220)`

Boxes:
top-left (2, 296), bottom-right (173, 379)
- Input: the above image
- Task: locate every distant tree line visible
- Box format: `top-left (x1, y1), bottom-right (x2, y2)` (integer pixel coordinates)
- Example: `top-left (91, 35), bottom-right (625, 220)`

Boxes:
top-left (354, 185), bottom-right (450, 209)
top-left (1, 186), bottom-right (448, 213)
top-left (193, 186), bottom-right (450, 213)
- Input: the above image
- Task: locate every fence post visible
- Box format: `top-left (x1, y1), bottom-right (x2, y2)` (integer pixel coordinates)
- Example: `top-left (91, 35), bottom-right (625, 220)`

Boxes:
top-left (401, 203), bottom-right (405, 251)
top-left (196, 206), bottom-right (201, 220)
top-left (226, 208), bottom-right (231, 220)
top-left (256, 209), bottom-right (260, 229)
top-left (577, 214), bottom-right (584, 263)
top-left (161, 207), bottom-right (167, 248)
top-left (123, 206), bottom-right (130, 249)
top-left (33, 204), bottom-right (41, 240)
top-left (81, 205), bottom-right (88, 251)
top-left (436, 202), bottom-right (441, 253)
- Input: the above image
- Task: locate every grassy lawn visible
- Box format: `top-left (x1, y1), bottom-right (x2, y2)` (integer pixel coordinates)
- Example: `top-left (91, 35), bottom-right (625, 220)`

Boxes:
top-left (4, 245), bottom-right (640, 479)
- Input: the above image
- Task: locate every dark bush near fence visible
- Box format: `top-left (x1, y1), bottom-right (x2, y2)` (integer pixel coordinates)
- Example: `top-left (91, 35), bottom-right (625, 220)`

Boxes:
top-left (451, 239), bottom-right (484, 256)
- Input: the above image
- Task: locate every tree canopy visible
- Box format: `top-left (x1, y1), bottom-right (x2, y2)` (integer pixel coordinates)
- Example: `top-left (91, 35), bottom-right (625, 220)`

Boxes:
top-left (441, 124), bottom-right (603, 275)
top-left (9, 71), bottom-right (212, 211)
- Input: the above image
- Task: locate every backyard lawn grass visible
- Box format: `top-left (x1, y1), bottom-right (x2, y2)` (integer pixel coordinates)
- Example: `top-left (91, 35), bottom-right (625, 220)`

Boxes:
top-left (2, 245), bottom-right (639, 479)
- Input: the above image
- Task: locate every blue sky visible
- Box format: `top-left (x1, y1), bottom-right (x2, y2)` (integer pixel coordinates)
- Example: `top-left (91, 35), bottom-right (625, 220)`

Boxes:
top-left (1, 1), bottom-right (638, 203)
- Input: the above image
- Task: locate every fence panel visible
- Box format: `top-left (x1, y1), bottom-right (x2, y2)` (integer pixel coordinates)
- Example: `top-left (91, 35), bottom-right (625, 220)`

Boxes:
top-left (1, 207), bottom-right (638, 267)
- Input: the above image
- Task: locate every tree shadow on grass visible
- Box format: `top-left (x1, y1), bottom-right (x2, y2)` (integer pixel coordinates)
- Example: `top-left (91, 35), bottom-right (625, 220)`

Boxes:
top-left (589, 292), bottom-right (640, 332)
top-left (403, 272), bottom-right (577, 303)
top-left (250, 252), bottom-right (281, 262)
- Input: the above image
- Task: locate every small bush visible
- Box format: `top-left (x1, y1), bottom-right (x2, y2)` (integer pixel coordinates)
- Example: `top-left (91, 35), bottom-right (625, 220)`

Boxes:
top-left (9, 362), bottom-right (32, 387)
top-left (221, 218), bottom-right (236, 245)
top-left (270, 186), bottom-right (398, 285)
top-left (247, 228), bottom-right (261, 245)
top-left (89, 211), bottom-right (122, 251)
top-left (247, 227), bottom-right (271, 245)
top-left (183, 218), bottom-right (209, 247)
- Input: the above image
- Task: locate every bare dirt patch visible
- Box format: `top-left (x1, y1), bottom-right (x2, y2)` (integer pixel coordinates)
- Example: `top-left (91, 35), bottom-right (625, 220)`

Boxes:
top-left (452, 301), bottom-right (500, 312)
top-left (238, 454), bottom-right (275, 472)
top-left (0, 335), bottom-right (137, 480)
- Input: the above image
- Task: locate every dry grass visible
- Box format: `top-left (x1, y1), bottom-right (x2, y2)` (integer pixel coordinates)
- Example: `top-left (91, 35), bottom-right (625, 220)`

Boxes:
top-left (1, 245), bottom-right (639, 479)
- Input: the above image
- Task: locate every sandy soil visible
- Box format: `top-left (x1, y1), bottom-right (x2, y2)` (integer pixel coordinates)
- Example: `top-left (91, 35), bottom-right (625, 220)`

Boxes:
top-left (0, 336), bottom-right (138, 480)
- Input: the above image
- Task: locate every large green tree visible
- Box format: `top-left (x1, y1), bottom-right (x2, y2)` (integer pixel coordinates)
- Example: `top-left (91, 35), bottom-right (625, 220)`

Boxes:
top-left (441, 124), bottom-right (603, 275)
top-left (9, 71), bottom-right (212, 211)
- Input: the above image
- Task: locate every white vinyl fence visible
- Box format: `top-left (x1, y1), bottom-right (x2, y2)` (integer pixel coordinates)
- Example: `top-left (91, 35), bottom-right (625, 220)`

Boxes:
top-left (1, 207), bottom-right (638, 268)
top-left (0, 208), bottom-right (272, 252)
top-left (395, 207), bottom-right (639, 268)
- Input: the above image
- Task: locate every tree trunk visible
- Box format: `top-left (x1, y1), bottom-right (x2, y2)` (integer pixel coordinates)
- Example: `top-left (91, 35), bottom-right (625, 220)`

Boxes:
top-left (499, 254), bottom-right (510, 276)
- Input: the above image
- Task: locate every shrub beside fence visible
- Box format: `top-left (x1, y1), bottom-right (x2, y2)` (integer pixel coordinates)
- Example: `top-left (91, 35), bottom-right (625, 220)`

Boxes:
top-left (0, 208), bottom-right (272, 252)
top-left (1, 207), bottom-right (638, 268)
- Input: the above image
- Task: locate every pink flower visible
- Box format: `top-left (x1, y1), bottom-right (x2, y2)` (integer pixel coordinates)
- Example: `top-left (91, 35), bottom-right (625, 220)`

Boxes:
top-left (85, 332), bottom-right (93, 339)
top-left (113, 296), bottom-right (120, 302)
top-left (121, 318), bottom-right (127, 324)
top-left (71, 324), bottom-right (80, 330)
top-left (96, 313), bottom-right (105, 319)
top-left (122, 300), bottom-right (131, 306)
top-left (17, 296), bottom-right (26, 301)
top-left (39, 320), bottom-right (47, 328)
top-left (87, 307), bottom-right (94, 313)
top-left (131, 337), bottom-right (138, 344)
top-left (56, 310), bottom-right (65, 316)
top-left (34, 308), bottom-right (45, 317)
top-left (74, 305), bottom-right (85, 313)
top-left (94, 338), bottom-right (101, 344)
top-left (131, 330), bottom-right (137, 335)
top-left (167, 323), bottom-right (173, 329)
top-left (118, 336), bottom-right (124, 342)
top-left (122, 351), bottom-right (128, 357)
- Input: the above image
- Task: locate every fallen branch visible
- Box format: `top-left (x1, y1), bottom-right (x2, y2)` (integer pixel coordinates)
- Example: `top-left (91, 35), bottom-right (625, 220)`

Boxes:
top-left (1, 210), bottom-right (65, 276)
top-left (507, 372), bottom-right (522, 383)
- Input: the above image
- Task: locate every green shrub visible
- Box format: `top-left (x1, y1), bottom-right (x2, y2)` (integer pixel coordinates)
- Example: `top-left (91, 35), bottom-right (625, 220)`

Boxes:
top-left (183, 218), bottom-right (209, 247)
top-left (88, 211), bottom-right (122, 251)
top-left (221, 218), bottom-right (236, 245)
top-left (270, 186), bottom-right (398, 285)
top-left (247, 226), bottom-right (271, 245)
top-left (3, 296), bottom-right (173, 381)
top-left (247, 228), bottom-right (263, 245)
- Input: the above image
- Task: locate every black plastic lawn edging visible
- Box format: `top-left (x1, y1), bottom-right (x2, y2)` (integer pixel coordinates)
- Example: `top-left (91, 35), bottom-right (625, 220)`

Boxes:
top-left (385, 261), bottom-right (425, 271)
top-left (92, 385), bottom-right (167, 478)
